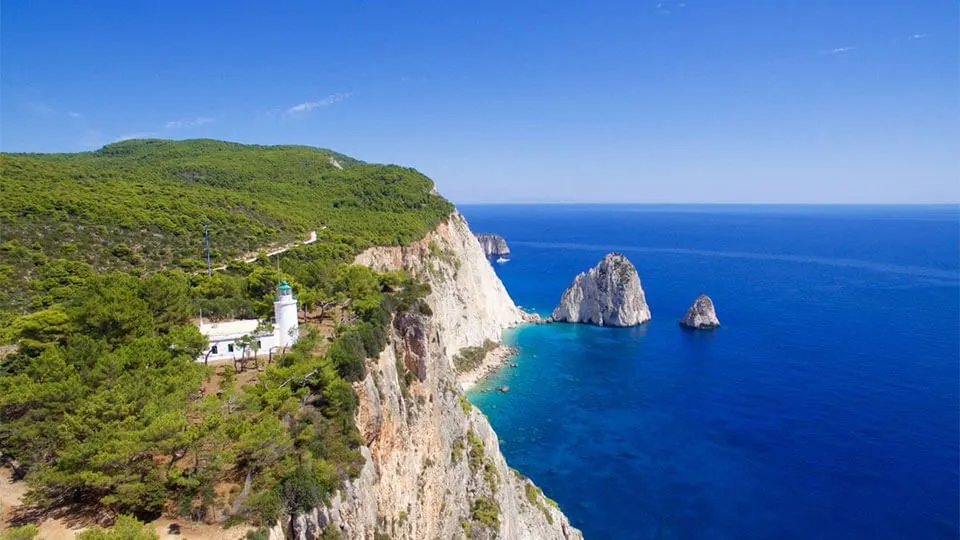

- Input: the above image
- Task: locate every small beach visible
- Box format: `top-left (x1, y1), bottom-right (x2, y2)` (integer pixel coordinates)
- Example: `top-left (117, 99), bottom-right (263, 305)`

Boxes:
top-left (458, 344), bottom-right (518, 391)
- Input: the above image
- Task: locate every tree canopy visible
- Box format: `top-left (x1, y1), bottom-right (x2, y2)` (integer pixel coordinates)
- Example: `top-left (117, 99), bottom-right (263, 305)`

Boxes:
top-left (0, 139), bottom-right (440, 529)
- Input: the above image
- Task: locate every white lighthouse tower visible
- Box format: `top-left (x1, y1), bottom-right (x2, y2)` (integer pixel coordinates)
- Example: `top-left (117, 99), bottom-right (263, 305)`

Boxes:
top-left (274, 280), bottom-right (299, 349)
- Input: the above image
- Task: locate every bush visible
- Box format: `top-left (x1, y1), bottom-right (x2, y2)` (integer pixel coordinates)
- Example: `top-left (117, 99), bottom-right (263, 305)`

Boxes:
top-left (245, 527), bottom-right (271, 540)
top-left (76, 515), bottom-right (159, 540)
top-left (451, 438), bottom-right (464, 464)
top-left (277, 466), bottom-right (326, 515)
top-left (452, 340), bottom-right (497, 374)
top-left (0, 525), bottom-right (39, 540)
top-left (471, 497), bottom-right (500, 530)
top-left (467, 430), bottom-right (485, 473)
top-left (327, 329), bottom-right (367, 381)
top-left (246, 490), bottom-right (282, 526)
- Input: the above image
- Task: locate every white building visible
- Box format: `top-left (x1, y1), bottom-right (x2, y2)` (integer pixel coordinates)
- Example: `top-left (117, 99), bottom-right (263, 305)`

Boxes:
top-left (197, 281), bottom-right (300, 363)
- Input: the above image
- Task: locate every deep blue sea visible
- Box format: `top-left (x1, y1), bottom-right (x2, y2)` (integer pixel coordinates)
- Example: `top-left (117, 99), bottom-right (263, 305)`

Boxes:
top-left (459, 205), bottom-right (959, 540)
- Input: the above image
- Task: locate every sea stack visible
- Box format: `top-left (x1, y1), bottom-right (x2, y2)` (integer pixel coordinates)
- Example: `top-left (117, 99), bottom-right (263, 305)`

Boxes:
top-left (680, 294), bottom-right (720, 329)
top-left (551, 253), bottom-right (651, 327)
top-left (475, 233), bottom-right (511, 260)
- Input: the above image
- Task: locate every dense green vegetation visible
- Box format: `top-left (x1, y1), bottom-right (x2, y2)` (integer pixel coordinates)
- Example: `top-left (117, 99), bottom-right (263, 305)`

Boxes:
top-left (452, 339), bottom-right (497, 374)
top-left (0, 262), bottom-right (429, 527)
top-left (0, 138), bottom-right (453, 312)
top-left (0, 139), bottom-right (443, 530)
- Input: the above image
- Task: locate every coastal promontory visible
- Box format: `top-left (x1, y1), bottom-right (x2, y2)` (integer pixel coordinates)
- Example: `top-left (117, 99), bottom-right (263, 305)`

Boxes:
top-left (680, 294), bottom-right (720, 329)
top-left (550, 252), bottom-right (651, 326)
top-left (475, 232), bottom-right (511, 259)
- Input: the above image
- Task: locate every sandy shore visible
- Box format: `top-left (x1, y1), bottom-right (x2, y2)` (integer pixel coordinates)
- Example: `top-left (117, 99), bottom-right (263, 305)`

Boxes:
top-left (459, 344), bottom-right (518, 391)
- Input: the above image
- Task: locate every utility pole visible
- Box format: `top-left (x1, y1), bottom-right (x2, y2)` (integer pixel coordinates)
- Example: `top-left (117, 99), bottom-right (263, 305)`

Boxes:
top-left (203, 221), bottom-right (212, 276)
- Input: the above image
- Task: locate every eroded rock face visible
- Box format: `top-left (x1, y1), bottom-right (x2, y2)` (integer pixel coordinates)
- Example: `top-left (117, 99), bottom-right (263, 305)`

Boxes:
top-left (551, 253), bottom-right (651, 327)
top-left (475, 233), bottom-right (510, 259)
top-left (680, 294), bottom-right (720, 329)
top-left (269, 212), bottom-right (581, 540)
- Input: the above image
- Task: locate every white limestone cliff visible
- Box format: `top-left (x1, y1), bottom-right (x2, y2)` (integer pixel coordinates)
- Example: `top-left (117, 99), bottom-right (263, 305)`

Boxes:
top-left (680, 294), bottom-right (720, 329)
top-left (551, 252), bottom-right (651, 327)
top-left (272, 213), bottom-right (581, 540)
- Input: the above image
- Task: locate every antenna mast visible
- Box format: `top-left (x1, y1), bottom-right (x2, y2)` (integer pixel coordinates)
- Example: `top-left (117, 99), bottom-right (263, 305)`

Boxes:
top-left (203, 221), bottom-right (212, 276)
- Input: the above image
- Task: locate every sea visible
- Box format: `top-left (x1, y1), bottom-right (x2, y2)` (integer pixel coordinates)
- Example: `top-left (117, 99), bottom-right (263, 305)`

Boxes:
top-left (459, 204), bottom-right (959, 540)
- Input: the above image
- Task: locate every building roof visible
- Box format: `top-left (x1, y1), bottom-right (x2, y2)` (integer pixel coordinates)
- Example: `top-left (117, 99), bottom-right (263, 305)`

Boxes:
top-left (199, 319), bottom-right (265, 340)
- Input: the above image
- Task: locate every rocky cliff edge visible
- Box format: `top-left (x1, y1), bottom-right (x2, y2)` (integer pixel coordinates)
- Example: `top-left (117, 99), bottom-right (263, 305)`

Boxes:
top-left (271, 213), bottom-right (581, 540)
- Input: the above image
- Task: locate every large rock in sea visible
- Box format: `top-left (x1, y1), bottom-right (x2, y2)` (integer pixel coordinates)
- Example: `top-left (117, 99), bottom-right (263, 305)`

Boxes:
top-left (680, 294), bottom-right (720, 329)
top-left (551, 253), bottom-right (651, 327)
top-left (474, 233), bottom-right (510, 259)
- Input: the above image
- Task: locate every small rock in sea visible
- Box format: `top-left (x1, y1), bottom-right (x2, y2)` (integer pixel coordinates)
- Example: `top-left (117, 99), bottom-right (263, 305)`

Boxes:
top-left (498, 385), bottom-right (510, 393)
top-left (680, 294), bottom-right (720, 330)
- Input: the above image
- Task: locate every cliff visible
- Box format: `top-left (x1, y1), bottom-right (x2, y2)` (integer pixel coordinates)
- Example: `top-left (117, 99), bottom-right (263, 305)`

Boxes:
top-left (551, 253), bottom-right (651, 327)
top-left (680, 294), bottom-right (720, 329)
top-left (274, 213), bottom-right (581, 539)
top-left (474, 233), bottom-right (511, 259)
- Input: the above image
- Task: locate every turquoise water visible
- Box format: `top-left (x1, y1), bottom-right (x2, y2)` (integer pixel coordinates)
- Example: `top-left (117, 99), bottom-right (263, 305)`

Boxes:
top-left (462, 205), bottom-right (959, 540)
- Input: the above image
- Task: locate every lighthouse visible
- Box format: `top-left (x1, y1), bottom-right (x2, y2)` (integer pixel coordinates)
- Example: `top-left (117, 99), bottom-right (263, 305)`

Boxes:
top-left (274, 280), bottom-right (299, 349)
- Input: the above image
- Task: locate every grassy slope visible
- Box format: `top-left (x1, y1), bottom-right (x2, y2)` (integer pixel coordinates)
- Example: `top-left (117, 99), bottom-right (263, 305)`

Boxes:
top-left (0, 138), bottom-right (454, 311)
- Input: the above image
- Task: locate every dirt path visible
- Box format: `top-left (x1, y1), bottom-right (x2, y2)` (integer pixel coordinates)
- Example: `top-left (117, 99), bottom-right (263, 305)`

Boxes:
top-left (208, 230), bottom-right (318, 272)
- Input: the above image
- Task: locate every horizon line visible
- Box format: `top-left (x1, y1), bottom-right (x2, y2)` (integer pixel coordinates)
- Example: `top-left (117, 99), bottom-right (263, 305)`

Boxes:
top-left (454, 201), bottom-right (960, 207)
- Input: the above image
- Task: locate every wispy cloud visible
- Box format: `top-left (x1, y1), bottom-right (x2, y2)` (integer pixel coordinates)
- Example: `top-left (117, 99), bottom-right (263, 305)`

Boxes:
top-left (164, 116), bottom-right (216, 129)
top-left (67, 111), bottom-right (83, 119)
top-left (26, 101), bottom-right (55, 115)
top-left (910, 33), bottom-right (928, 40)
top-left (278, 93), bottom-right (351, 118)
top-left (655, 0), bottom-right (686, 15)
top-left (820, 46), bottom-right (857, 55)
top-left (115, 132), bottom-right (160, 142)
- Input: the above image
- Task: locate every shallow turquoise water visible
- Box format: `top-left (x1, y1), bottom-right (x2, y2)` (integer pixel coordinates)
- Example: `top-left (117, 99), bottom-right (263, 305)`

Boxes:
top-left (463, 205), bottom-right (959, 540)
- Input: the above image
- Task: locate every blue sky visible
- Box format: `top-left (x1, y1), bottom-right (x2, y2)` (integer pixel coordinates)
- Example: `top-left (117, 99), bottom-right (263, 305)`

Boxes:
top-left (2, 1), bottom-right (957, 203)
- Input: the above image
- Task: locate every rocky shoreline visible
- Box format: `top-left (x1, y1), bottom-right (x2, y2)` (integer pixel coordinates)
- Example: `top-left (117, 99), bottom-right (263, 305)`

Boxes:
top-left (458, 344), bottom-right (519, 391)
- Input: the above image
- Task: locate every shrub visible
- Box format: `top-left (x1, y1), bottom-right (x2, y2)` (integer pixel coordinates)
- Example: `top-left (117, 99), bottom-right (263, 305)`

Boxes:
top-left (483, 460), bottom-right (500, 493)
top-left (471, 497), bottom-right (500, 530)
top-left (458, 393), bottom-right (472, 414)
top-left (0, 525), bottom-right (39, 540)
top-left (245, 528), bottom-right (271, 540)
top-left (76, 515), bottom-right (158, 540)
top-left (246, 490), bottom-right (282, 526)
top-left (467, 430), bottom-right (484, 473)
top-left (451, 437), bottom-right (464, 464)
top-left (277, 466), bottom-right (326, 515)
top-left (452, 340), bottom-right (497, 374)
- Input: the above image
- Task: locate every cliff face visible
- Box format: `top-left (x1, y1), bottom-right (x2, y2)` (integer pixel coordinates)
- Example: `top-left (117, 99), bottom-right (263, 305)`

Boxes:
top-left (551, 253), bottom-right (651, 327)
top-left (680, 294), bottom-right (720, 329)
top-left (274, 213), bottom-right (581, 540)
top-left (474, 233), bottom-right (511, 259)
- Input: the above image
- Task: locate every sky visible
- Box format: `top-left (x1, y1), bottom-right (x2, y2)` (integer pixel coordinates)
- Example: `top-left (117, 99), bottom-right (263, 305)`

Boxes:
top-left (2, 1), bottom-right (958, 204)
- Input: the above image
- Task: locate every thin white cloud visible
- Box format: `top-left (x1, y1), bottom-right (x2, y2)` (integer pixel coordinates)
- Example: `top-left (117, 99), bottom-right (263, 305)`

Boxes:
top-left (655, 0), bottom-right (686, 14)
top-left (911, 33), bottom-right (928, 40)
top-left (27, 101), bottom-right (55, 115)
top-left (164, 116), bottom-right (216, 129)
top-left (115, 132), bottom-right (160, 142)
top-left (820, 46), bottom-right (856, 55)
top-left (67, 111), bottom-right (83, 118)
top-left (281, 93), bottom-right (350, 117)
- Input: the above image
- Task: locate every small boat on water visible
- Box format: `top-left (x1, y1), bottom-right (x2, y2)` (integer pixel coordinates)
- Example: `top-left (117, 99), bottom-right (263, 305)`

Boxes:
top-left (496, 257), bottom-right (509, 264)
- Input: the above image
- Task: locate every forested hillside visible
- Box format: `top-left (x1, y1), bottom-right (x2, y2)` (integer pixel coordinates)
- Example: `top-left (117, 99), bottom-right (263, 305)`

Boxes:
top-left (0, 139), bottom-right (446, 537)
top-left (0, 138), bottom-right (453, 312)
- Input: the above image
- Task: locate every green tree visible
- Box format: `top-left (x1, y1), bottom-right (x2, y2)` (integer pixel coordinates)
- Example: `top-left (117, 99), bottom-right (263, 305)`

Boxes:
top-left (76, 515), bottom-right (159, 540)
top-left (69, 274), bottom-right (154, 344)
